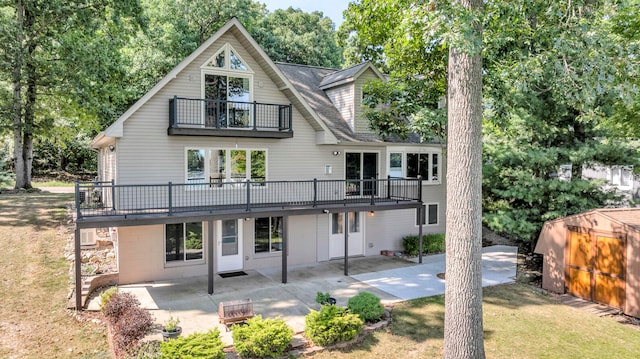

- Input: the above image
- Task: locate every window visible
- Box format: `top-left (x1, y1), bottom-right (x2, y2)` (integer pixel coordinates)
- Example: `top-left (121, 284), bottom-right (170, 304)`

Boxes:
top-left (417, 203), bottom-right (439, 226)
top-left (611, 166), bottom-right (633, 188)
top-left (389, 150), bottom-right (440, 183)
top-left (389, 153), bottom-right (402, 177)
top-left (255, 217), bottom-right (283, 253)
top-left (186, 148), bottom-right (266, 185)
top-left (165, 222), bottom-right (203, 262)
top-left (331, 212), bottom-right (360, 234)
top-left (202, 44), bottom-right (253, 128)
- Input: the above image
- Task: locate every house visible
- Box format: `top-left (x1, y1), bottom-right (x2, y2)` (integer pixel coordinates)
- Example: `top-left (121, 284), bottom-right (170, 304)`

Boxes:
top-left (72, 18), bottom-right (446, 309)
top-left (535, 208), bottom-right (640, 318)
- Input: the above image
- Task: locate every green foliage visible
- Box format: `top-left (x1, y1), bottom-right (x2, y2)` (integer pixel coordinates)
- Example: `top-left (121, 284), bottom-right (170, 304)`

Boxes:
top-left (160, 330), bottom-right (225, 359)
top-left (304, 304), bottom-right (363, 346)
top-left (402, 234), bottom-right (446, 255)
top-left (253, 7), bottom-right (343, 68)
top-left (163, 316), bottom-right (180, 332)
top-left (347, 292), bottom-right (384, 323)
top-left (99, 286), bottom-right (119, 311)
top-left (315, 292), bottom-right (332, 305)
top-left (231, 315), bottom-right (293, 358)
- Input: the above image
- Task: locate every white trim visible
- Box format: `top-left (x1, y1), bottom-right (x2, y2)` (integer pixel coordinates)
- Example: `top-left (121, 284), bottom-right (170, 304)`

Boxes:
top-left (184, 147), bottom-right (268, 185)
top-left (416, 202), bottom-right (440, 227)
top-left (387, 147), bottom-right (442, 184)
top-left (98, 18), bottom-right (338, 144)
top-left (164, 222), bottom-right (206, 267)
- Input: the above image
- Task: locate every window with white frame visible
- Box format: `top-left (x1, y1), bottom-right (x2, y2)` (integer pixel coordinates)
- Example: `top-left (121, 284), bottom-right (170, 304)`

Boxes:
top-left (388, 149), bottom-right (441, 182)
top-left (416, 203), bottom-right (439, 226)
top-left (165, 222), bottom-right (204, 263)
top-left (186, 148), bottom-right (266, 185)
top-left (254, 217), bottom-right (283, 253)
top-left (611, 165), bottom-right (633, 189)
top-left (201, 43), bottom-right (253, 128)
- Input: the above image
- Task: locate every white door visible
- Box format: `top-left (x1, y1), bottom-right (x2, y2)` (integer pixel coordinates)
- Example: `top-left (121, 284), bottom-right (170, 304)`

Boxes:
top-left (329, 212), bottom-right (364, 258)
top-left (217, 219), bottom-right (243, 272)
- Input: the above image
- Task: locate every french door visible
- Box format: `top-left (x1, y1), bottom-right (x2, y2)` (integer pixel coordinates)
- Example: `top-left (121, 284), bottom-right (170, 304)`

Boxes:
top-left (329, 212), bottom-right (364, 258)
top-left (345, 152), bottom-right (378, 196)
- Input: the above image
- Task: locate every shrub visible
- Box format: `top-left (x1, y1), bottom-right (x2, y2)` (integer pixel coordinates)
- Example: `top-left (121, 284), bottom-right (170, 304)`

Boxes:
top-left (426, 233), bottom-right (446, 253)
top-left (102, 292), bottom-right (141, 325)
top-left (113, 306), bottom-right (154, 356)
top-left (160, 330), bottom-right (224, 359)
top-left (125, 341), bottom-right (160, 359)
top-left (99, 286), bottom-right (119, 311)
top-left (232, 315), bottom-right (293, 358)
top-left (402, 233), bottom-right (446, 255)
top-left (304, 304), bottom-right (362, 346)
top-left (347, 292), bottom-right (384, 322)
top-left (315, 292), bottom-right (335, 305)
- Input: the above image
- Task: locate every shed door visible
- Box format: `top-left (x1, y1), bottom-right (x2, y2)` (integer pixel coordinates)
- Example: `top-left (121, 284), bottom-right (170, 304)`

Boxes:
top-left (566, 228), bottom-right (625, 308)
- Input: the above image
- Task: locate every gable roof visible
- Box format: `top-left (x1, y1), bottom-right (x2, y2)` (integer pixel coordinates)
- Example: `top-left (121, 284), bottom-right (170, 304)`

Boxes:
top-left (94, 17), bottom-right (337, 145)
top-left (318, 62), bottom-right (384, 89)
top-left (276, 62), bottom-right (382, 143)
top-left (542, 207), bottom-right (640, 231)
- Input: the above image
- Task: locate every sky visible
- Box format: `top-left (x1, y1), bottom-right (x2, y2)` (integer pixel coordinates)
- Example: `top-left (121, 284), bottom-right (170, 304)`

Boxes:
top-left (261, 0), bottom-right (350, 28)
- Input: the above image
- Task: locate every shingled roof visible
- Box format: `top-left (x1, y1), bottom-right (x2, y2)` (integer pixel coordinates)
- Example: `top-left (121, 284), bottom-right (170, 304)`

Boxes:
top-left (276, 62), bottom-right (382, 143)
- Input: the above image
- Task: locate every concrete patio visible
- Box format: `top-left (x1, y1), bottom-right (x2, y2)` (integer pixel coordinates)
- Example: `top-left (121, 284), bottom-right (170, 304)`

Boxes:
top-left (113, 245), bottom-right (517, 345)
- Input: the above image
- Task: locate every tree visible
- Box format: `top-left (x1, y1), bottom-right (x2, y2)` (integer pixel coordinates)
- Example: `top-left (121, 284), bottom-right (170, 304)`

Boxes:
top-left (343, 0), bottom-right (640, 245)
top-left (0, 0), bottom-right (143, 189)
top-left (444, 1), bottom-right (485, 357)
top-left (481, 0), bottom-right (639, 243)
top-left (253, 7), bottom-right (343, 68)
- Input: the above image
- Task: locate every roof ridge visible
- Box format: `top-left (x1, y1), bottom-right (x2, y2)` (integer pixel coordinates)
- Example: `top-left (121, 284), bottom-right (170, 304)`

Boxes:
top-left (273, 61), bottom-right (338, 72)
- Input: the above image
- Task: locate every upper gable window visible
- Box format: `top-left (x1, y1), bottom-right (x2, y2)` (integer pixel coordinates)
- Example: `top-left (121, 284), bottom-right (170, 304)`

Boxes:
top-left (203, 44), bottom-right (251, 72)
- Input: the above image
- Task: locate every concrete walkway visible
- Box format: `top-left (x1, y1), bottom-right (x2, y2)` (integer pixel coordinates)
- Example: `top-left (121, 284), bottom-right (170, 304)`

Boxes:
top-left (117, 245), bottom-right (517, 345)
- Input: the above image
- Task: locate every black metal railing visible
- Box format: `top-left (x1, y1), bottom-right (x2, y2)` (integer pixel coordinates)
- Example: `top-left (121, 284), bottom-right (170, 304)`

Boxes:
top-left (169, 96), bottom-right (292, 131)
top-left (75, 177), bottom-right (423, 219)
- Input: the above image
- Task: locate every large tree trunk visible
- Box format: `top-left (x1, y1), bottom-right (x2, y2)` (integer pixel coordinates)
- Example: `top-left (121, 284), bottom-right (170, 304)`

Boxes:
top-left (443, 0), bottom-right (485, 358)
top-left (12, 0), bottom-right (34, 189)
top-left (12, 0), bottom-right (26, 189)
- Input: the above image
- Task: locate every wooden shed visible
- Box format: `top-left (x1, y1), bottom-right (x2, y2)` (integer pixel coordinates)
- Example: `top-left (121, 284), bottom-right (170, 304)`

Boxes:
top-left (535, 208), bottom-right (640, 318)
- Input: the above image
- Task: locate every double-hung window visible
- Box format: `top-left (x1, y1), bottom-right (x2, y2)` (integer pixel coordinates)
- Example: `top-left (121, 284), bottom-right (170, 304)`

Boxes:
top-left (254, 217), bottom-right (283, 253)
top-left (611, 165), bottom-right (633, 189)
top-left (165, 222), bottom-right (204, 263)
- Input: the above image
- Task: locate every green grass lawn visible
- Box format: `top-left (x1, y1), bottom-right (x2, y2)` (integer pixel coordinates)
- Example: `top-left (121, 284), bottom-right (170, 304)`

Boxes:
top-left (312, 284), bottom-right (640, 358)
top-left (1, 192), bottom-right (639, 358)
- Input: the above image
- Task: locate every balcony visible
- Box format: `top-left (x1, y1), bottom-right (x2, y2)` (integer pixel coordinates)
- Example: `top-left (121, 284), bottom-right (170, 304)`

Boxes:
top-left (75, 178), bottom-right (424, 227)
top-left (168, 97), bottom-right (293, 138)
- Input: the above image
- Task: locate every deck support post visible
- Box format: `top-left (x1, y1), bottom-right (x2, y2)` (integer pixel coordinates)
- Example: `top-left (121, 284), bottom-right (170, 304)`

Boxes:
top-left (208, 220), bottom-right (215, 295)
top-left (74, 227), bottom-right (82, 310)
top-left (418, 205), bottom-right (424, 264)
top-left (344, 211), bottom-right (349, 276)
top-left (282, 216), bottom-right (288, 284)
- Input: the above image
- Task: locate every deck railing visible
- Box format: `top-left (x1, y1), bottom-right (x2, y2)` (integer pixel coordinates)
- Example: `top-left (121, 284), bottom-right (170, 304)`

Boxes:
top-left (169, 96), bottom-right (292, 131)
top-left (75, 177), bottom-right (423, 219)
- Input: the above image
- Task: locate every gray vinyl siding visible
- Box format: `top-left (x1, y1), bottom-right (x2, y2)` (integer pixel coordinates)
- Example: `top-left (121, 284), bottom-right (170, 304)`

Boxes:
top-left (354, 68), bottom-right (380, 134)
top-left (116, 32), bottom-right (343, 185)
top-left (325, 84), bottom-right (354, 130)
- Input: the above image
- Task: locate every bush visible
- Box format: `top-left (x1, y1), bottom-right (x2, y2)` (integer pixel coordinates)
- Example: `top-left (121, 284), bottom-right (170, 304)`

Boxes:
top-left (160, 330), bottom-right (225, 359)
top-left (125, 341), bottom-right (160, 359)
top-left (304, 304), bottom-right (362, 346)
top-left (402, 233), bottom-right (445, 255)
top-left (347, 292), bottom-right (384, 322)
top-left (232, 315), bottom-right (293, 358)
top-left (102, 292), bottom-right (141, 325)
top-left (99, 286), bottom-right (119, 311)
top-left (113, 306), bottom-right (154, 356)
